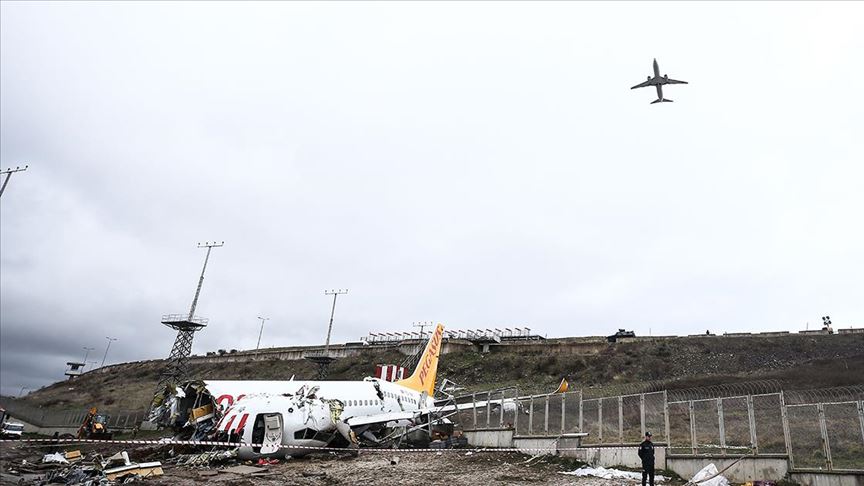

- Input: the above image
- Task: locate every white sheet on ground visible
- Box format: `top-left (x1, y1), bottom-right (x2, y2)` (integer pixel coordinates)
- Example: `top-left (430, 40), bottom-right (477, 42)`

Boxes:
top-left (42, 452), bottom-right (69, 464)
top-left (690, 464), bottom-right (729, 486)
top-left (560, 466), bottom-right (668, 482)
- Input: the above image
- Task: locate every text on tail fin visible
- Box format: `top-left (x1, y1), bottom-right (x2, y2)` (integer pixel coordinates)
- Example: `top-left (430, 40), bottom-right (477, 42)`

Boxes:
top-left (395, 323), bottom-right (445, 396)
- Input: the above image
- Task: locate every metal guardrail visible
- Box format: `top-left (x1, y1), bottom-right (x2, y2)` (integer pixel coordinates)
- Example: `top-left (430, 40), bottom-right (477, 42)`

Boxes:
top-left (454, 385), bottom-right (864, 472)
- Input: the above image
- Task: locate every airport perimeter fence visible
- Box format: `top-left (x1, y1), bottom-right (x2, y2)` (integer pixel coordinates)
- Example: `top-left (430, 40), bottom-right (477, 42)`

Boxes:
top-left (453, 384), bottom-right (864, 472)
top-left (0, 398), bottom-right (145, 432)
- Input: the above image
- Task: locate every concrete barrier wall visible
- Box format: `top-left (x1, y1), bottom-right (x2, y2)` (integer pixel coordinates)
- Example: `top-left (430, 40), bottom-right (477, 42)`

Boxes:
top-left (666, 456), bottom-right (789, 483)
top-left (464, 429), bottom-right (514, 448)
top-left (512, 437), bottom-right (559, 454)
top-left (561, 446), bottom-right (665, 469)
top-left (791, 472), bottom-right (864, 486)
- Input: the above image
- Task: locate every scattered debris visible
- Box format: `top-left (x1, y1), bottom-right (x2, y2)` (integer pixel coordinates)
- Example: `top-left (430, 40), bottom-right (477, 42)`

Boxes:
top-left (42, 452), bottom-right (69, 464)
top-left (104, 461), bottom-right (164, 481)
top-left (561, 466), bottom-right (670, 482)
top-left (390, 456), bottom-right (400, 466)
top-left (689, 463), bottom-right (730, 486)
top-left (64, 450), bottom-right (83, 461)
top-left (220, 464), bottom-right (268, 475)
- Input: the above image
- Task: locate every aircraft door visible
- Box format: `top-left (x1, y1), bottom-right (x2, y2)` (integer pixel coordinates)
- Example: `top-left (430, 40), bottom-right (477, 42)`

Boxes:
top-left (251, 413), bottom-right (283, 454)
top-left (261, 413), bottom-right (283, 454)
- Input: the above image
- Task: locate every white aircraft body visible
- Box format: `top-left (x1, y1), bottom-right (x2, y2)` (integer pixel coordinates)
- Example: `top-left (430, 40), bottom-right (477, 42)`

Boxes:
top-left (160, 324), bottom-right (495, 458)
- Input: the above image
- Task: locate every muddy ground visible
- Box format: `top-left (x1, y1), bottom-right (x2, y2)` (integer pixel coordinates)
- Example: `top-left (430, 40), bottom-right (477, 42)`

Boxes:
top-left (0, 441), bottom-right (679, 486)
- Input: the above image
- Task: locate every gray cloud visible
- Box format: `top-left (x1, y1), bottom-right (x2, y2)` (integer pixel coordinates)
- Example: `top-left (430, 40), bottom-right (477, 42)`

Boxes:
top-left (2, 2), bottom-right (863, 396)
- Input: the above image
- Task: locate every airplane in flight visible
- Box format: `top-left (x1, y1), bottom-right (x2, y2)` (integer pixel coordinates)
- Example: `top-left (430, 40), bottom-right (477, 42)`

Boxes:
top-left (150, 324), bottom-right (522, 458)
top-left (631, 58), bottom-right (688, 104)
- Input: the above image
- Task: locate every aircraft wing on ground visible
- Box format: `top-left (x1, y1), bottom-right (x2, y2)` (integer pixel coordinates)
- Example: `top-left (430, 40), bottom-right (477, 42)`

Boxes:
top-left (344, 410), bottom-right (423, 427)
top-left (631, 79), bottom-right (654, 89)
top-left (664, 78), bottom-right (688, 85)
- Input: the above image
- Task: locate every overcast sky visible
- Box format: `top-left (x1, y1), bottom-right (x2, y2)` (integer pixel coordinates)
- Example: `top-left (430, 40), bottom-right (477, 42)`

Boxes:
top-left (1, 2), bottom-right (862, 397)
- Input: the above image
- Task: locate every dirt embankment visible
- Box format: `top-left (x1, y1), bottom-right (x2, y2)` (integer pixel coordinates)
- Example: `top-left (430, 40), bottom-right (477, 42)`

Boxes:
top-left (12, 334), bottom-right (864, 412)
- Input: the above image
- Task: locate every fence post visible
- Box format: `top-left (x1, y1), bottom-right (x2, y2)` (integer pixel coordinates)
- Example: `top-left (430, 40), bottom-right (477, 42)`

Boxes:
top-left (857, 401), bottom-right (864, 450)
top-left (717, 398), bottom-right (726, 455)
top-left (640, 394), bottom-right (646, 438)
top-left (472, 393), bottom-right (477, 429)
top-left (486, 392), bottom-right (491, 428)
top-left (544, 395), bottom-right (550, 434)
top-left (561, 393), bottom-right (566, 433)
top-left (817, 403), bottom-right (833, 471)
top-left (598, 398), bottom-right (603, 443)
top-left (747, 395), bottom-right (758, 454)
top-left (528, 395), bottom-right (534, 434)
top-left (618, 396), bottom-right (624, 444)
top-left (779, 391), bottom-right (793, 465)
top-left (514, 395), bottom-right (520, 434)
top-left (663, 391), bottom-right (670, 446)
top-left (578, 393), bottom-right (583, 433)
top-left (689, 400), bottom-right (697, 454)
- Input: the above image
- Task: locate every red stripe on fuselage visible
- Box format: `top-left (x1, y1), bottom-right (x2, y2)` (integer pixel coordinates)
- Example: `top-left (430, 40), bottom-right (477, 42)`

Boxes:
top-left (223, 414), bottom-right (236, 432)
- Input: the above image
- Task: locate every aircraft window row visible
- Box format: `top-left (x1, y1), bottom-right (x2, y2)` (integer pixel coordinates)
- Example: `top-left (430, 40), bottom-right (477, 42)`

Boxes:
top-left (346, 399), bottom-right (385, 407)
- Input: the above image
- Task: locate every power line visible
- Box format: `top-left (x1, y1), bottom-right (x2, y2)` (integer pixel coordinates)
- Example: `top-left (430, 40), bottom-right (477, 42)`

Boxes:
top-left (0, 165), bottom-right (28, 198)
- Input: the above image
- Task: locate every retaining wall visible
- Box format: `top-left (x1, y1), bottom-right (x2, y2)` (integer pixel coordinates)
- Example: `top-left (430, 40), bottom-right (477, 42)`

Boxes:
top-left (791, 472), bottom-right (864, 486)
top-left (666, 455), bottom-right (789, 483)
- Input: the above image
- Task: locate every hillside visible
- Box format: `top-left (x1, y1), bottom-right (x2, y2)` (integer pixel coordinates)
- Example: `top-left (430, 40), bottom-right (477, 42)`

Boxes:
top-left (11, 333), bottom-right (864, 412)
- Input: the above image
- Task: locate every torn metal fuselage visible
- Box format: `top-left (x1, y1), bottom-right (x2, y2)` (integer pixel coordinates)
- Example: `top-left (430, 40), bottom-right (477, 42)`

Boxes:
top-left (149, 379), bottom-right (448, 459)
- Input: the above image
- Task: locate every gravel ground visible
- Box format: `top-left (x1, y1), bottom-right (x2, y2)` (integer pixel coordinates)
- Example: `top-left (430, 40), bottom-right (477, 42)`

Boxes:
top-left (0, 441), bottom-right (672, 486)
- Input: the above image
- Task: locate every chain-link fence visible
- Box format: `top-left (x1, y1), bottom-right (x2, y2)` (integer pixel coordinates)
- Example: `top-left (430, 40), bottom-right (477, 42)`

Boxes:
top-left (452, 386), bottom-right (863, 472)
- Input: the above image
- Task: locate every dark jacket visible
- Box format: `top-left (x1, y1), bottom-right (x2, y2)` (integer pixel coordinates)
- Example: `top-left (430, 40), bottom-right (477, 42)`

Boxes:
top-left (638, 439), bottom-right (655, 466)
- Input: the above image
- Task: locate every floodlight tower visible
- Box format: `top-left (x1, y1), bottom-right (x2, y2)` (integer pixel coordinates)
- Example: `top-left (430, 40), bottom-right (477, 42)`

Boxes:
top-left (306, 289), bottom-right (348, 379)
top-left (152, 242), bottom-right (223, 405)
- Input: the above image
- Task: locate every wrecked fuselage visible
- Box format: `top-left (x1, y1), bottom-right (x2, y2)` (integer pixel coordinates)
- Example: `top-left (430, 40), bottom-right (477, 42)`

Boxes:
top-left (149, 379), bottom-right (442, 458)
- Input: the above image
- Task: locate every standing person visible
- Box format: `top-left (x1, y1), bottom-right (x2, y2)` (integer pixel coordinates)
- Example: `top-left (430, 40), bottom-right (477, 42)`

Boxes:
top-left (638, 432), bottom-right (655, 486)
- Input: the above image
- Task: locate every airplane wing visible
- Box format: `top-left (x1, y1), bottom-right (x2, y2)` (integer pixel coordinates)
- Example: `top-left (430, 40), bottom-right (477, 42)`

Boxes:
top-left (665, 78), bottom-right (688, 85)
top-left (344, 410), bottom-right (424, 427)
top-left (631, 79), bottom-right (653, 89)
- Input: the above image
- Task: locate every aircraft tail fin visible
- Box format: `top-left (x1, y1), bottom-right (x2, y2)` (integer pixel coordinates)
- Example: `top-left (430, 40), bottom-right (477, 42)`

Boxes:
top-left (395, 323), bottom-right (445, 396)
top-left (651, 98), bottom-right (673, 104)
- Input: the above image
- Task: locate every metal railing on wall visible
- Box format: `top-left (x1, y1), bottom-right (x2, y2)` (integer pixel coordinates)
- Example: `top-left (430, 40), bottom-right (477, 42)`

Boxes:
top-left (453, 384), bottom-right (864, 472)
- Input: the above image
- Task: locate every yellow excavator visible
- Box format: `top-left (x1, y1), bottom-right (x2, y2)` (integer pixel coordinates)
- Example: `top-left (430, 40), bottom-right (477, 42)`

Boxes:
top-left (75, 407), bottom-right (113, 440)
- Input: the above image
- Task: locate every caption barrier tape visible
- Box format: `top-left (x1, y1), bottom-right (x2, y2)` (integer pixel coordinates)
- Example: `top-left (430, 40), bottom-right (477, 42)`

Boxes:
top-left (0, 438), bottom-right (677, 454)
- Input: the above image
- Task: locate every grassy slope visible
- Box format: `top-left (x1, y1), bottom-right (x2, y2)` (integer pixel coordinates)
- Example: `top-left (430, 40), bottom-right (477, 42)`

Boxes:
top-left (13, 334), bottom-right (864, 412)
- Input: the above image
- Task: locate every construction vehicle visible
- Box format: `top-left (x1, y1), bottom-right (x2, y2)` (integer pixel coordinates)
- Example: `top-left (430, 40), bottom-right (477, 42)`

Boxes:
top-left (0, 407), bottom-right (25, 439)
top-left (75, 407), bottom-right (113, 440)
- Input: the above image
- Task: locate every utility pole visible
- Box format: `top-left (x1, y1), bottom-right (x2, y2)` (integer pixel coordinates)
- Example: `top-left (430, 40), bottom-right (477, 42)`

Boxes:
top-left (323, 289), bottom-right (348, 354)
top-left (413, 321), bottom-right (432, 340)
top-left (403, 321), bottom-right (433, 370)
top-left (306, 289), bottom-right (348, 380)
top-left (0, 165), bottom-right (28, 198)
top-left (82, 347), bottom-right (95, 369)
top-left (101, 337), bottom-right (118, 367)
top-left (256, 316), bottom-right (270, 352)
